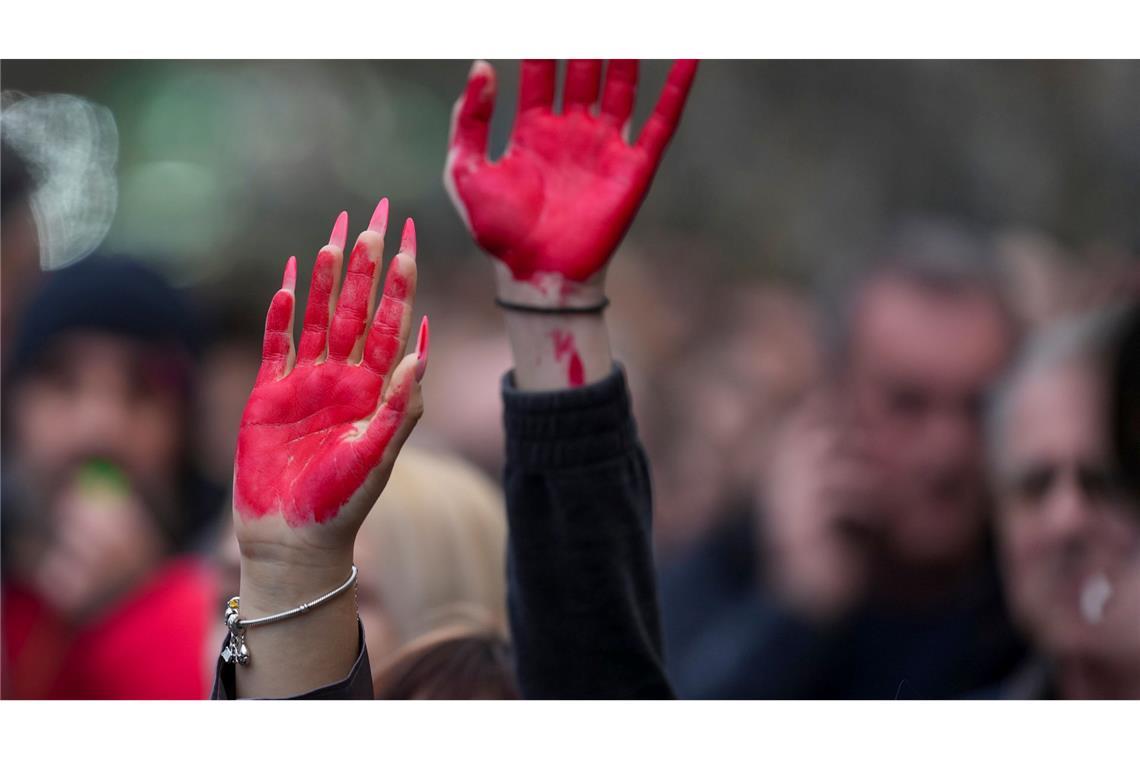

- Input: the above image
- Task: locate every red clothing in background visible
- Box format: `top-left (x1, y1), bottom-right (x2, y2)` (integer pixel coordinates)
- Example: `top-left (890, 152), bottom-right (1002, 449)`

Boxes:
top-left (1, 557), bottom-right (216, 699)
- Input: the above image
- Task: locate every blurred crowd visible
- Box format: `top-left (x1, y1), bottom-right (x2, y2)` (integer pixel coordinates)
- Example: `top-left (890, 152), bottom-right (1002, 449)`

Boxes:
top-left (2, 62), bottom-right (1140, 699)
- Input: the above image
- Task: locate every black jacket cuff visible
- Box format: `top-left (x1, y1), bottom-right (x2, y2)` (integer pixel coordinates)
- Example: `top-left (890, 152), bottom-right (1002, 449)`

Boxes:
top-left (210, 619), bottom-right (372, 699)
top-left (501, 364), bottom-right (637, 470)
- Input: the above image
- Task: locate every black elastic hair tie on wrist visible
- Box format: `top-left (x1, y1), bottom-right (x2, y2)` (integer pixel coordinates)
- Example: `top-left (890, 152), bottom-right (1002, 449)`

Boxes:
top-left (494, 297), bottom-right (610, 315)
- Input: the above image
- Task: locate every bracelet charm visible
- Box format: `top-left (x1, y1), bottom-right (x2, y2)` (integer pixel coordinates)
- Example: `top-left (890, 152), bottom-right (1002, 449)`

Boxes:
top-left (222, 598), bottom-right (251, 665)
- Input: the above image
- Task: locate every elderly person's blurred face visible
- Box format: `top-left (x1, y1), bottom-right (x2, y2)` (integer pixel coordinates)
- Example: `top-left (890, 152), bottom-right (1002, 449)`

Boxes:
top-left (847, 276), bottom-right (1013, 567)
top-left (995, 360), bottom-right (1140, 658)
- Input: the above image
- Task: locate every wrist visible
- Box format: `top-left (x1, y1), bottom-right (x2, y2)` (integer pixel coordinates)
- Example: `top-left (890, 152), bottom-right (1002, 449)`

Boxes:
top-left (233, 546), bottom-right (359, 698)
top-left (237, 545), bottom-right (354, 618)
top-left (501, 309), bottom-right (612, 391)
top-left (492, 260), bottom-right (607, 309)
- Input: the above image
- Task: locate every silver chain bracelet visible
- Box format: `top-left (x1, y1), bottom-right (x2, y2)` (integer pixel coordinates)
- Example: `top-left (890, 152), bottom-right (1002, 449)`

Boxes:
top-left (222, 565), bottom-right (359, 666)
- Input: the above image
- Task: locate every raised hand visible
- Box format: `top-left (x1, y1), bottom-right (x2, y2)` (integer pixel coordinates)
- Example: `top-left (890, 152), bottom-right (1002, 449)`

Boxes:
top-left (445, 59), bottom-right (698, 306)
top-left (233, 199), bottom-right (429, 558)
top-left (227, 200), bottom-right (429, 697)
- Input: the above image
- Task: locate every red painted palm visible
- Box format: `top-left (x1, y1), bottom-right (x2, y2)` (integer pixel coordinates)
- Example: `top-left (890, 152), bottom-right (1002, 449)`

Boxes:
top-left (445, 60), bottom-right (698, 289)
top-left (233, 203), bottom-right (429, 544)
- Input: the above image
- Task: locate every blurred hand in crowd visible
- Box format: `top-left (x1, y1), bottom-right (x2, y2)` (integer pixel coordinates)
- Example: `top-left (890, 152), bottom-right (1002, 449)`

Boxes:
top-left (761, 393), bottom-right (885, 620)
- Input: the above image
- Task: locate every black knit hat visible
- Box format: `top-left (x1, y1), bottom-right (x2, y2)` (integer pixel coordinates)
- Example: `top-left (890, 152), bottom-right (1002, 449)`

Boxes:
top-left (5, 253), bottom-right (204, 383)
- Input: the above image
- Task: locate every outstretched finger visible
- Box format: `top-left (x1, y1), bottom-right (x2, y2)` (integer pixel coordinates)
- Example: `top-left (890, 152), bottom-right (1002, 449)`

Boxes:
top-left (448, 60), bottom-right (496, 166)
top-left (362, 218), bottom-right (418, 378)
top-left (328, 204), bottom-right (388, 362)
top-left (563, 59), bottom-right (602, 113)
top-left (254, 257), bottom-right (297, 386)
top-left (636, 59), bottom-right (699, 161)
top-left (357, 328), bottom-right (429, 465)
top-left (517, 59), bottom-right (556, 116)
top-left (599, 59), bottom-right (638, 134)
top-left (296, 214), bottom-right (351, 365)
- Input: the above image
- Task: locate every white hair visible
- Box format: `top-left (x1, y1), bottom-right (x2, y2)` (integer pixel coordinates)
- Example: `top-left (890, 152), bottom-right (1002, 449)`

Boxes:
top-left (985, 305), bottom-right (1129, 475)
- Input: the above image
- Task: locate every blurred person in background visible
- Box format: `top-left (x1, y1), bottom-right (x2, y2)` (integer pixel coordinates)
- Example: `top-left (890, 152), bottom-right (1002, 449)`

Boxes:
top-left (650, 284), bottom-right (821, 554)
top-left (986, 308), bottom-right (1140, 698)
top-left (659, 218), bottom-right (1027, 697)
top-left (1, 254), bottom-right (222, 699)
top-left (353, 446), bottom-right (508, 679)
top-left (371, 624), bottom-right (517, 699)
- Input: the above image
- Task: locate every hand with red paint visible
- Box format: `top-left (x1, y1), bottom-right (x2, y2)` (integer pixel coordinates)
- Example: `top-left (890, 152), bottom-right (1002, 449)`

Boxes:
top-left (445, 60), bottom-right (696, 391)
top-left (230, 200), bottom-right (429, 697)
top-left (445, 59), bottom-right (698, 307)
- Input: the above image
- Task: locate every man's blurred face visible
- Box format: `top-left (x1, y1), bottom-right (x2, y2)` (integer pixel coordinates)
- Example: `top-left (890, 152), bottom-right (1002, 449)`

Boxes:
top-left (846, 275), bottom-right (1013, 567)
top-left (995, 361), bottom-right (1140, 659)
top-left (10, 331), bottom-right (186, 501)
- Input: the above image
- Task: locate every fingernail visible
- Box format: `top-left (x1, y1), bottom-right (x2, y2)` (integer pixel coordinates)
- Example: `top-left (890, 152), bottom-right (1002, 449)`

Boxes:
top-left (415, 315), bottom-right (430, 382)
top-left (400, 218), bottom-right (416, 259)
top-left (368, 198), bottom-right (389, 235)
top-left (329, 211), bottom-right (349, 249)
top-left (469, 60), bottom-right (494, 97)
top-left (282, 256), bottom-right (297, 292)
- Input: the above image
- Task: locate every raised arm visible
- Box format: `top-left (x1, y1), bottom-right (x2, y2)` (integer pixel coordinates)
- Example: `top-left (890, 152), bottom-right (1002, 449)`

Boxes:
top-left (445, 59), bottom-right (697, 697)
top-left (216, 200), bottom-right (429, 699)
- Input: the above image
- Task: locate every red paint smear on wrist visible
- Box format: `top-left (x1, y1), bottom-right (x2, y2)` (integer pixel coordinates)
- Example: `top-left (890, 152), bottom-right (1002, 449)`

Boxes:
top-left (551, 330), bottom-right (585, 387)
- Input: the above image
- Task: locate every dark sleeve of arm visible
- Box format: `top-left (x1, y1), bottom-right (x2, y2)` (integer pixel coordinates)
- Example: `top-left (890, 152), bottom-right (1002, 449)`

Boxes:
top-left (210, 619), bottom-right (373, 699)
top-left (502, 365), bottom-right (674, 699)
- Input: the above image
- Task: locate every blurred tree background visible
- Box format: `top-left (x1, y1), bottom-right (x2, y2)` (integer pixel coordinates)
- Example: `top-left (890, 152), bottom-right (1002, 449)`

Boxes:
top-left (4, 60), bottom-right (1137, 292)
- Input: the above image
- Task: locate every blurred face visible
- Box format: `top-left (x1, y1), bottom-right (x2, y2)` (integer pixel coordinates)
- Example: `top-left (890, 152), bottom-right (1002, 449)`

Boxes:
top-left (10, 331), bottom-right (186, 501)
top-left (847, 276), bottom-right (1012, 566)
top-left (995, 361), bottom-right (1140, 659)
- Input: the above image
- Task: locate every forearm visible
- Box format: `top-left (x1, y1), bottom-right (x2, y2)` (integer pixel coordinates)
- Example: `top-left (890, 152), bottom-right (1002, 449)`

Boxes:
top-left (447, 56), bottom-right (696, 699)
top-left (502, 368), bottom-right (673, 698)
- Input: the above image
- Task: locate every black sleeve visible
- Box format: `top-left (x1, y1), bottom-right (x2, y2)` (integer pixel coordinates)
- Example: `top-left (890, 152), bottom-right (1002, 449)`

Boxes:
top-left (502, 365), bottom-right (674, 699)
top-left (210, 619), bottom-right (373, 699)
